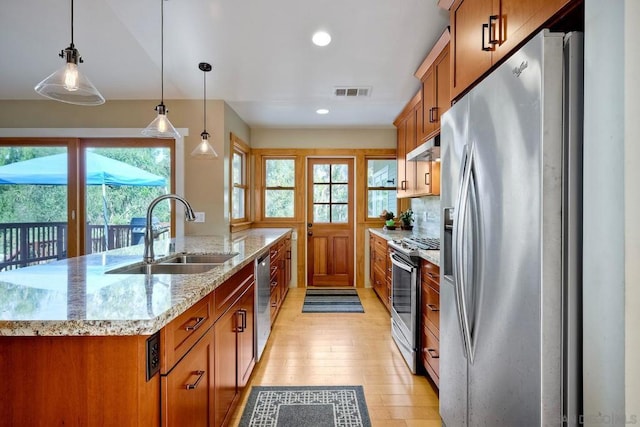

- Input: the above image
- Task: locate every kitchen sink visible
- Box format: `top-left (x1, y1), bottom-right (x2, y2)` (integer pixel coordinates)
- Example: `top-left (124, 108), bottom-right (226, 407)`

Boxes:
top-left (106, 262), bottom-right (220, 275)
top-left (160, 252), bottom-right (238, 264)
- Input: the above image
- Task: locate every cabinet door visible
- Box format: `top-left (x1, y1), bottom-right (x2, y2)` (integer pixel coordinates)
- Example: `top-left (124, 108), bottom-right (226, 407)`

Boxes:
top-left (492, 0), bottom-right (573, 63)
top-left (214, 307), bottom-right (238, 427)
top-left (450, 0), bottom-right (493, 99)
top-left (421, 68), bottom-right (437, 139)
top-left (435, 47), bottom-right (451, 122)
top-left (162, 328), bottom-right (214, 427)
top-left (396, 119), bottom-right (408, 197)
top-left (415, 161), bottom-right (433, 196)
top-left (237, 287), bottom-right (255, 388)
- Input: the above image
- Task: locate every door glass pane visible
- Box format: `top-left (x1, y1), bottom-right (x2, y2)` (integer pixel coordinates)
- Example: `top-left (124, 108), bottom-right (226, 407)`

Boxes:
top-left (85, 147), bottom-right (170, 254)
top-left (265, 159), bottom-right (295, 187)
top-left (313, 164), bottom-right (330, 183)
top-left (331, 184), bottom-right (348, 203)
top-left (313, 184), bottom-right (329, 203)
top-left (313, 205), bottom-right (330, 222)
top-left (331, 164), bottom-right (348, 183)
top-left (232, 187), bottom-right (245, 219)
top-left (0, 146), bottom-right (68, 270)
top-left (331, 205), bottom-right (348, 223)
top-left (265, 190), bottom-right (294, 217)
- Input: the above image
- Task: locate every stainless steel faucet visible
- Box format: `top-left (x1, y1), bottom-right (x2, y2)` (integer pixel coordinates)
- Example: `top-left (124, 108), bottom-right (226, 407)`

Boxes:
top-left (143, 194), bottom-right (197, 263)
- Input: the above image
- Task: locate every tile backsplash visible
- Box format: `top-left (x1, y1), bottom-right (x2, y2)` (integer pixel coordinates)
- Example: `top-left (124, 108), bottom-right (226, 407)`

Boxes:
top-left (410, 196), bottom-right (441, 238)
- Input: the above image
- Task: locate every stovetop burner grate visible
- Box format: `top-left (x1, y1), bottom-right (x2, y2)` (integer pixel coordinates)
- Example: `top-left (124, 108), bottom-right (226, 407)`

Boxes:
top-left (403, 237), bottom-right (440, 250)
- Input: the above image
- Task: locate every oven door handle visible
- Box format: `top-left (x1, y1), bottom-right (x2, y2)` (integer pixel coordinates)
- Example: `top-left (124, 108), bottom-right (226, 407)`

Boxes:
top-left (390, 253), bottom-right (414, 273)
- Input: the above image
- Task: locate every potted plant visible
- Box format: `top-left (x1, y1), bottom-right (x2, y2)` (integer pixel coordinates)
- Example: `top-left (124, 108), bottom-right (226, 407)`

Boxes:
top-left (399, 209), bottom-right (414, 230)
top-left (381, 210), bottom-right (396, 229)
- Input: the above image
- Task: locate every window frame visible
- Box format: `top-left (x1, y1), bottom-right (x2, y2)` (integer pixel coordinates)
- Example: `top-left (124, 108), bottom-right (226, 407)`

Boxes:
top-left (230, 133), bottom-right (250, 226)
top-left (262, 156), bottom-right (297, 220)
top-left (365, 156), bottom-right (398, 221)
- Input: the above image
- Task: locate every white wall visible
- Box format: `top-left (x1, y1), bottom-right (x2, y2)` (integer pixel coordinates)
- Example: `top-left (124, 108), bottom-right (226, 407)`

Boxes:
top-left (251, 128), bottom-right (396, 149)
top-left (625, 0), bottom-right (640, 418)
top-left (584, 0), bottom-right (638, 423)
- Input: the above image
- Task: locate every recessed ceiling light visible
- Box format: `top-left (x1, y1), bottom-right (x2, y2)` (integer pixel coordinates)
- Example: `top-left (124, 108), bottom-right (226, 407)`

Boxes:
top-left (312, 31), bottom-right (331, 47)
top-left (316, 108), bottom-right (329, 115)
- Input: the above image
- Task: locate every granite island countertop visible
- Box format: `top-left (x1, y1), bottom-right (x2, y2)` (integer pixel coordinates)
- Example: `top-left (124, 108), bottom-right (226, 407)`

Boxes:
top-left (369, 228), bottom-right (440, 266)
top-left (0, 228), bottom-right (291, 337)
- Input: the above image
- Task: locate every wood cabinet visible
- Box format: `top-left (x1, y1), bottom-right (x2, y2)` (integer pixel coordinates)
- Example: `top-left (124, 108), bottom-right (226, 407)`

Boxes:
top-left (394, 92), bottom-right (420, 198)
top-left (269, 233), bottom-right (291, 322)
top-left (396, 33), bottom-right (449, 199)
top-left (214, 263), bottom-right (255, 427)
top-left (370, 233), bottom-right (391, 312)
top-left (161, 327), bottom-right (214, 427)
top-left (417, 41), bottom-right (451, 142)
top-left (421, 259), bottom-right (440, 387)
top-left (450, 0), bottom-right (577, 99)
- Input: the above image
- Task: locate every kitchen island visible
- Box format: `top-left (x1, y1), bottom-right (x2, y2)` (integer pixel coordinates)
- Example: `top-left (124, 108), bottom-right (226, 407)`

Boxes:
top-left (0, 228), bottom-right (292, 426)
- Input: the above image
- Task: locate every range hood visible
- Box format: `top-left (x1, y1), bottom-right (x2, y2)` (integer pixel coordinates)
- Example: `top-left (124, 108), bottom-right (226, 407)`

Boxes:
top-left (407, 135), bottom-right (440, 161)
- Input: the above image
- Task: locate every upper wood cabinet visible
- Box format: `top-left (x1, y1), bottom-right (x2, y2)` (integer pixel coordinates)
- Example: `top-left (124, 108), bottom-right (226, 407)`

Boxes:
top-left (415, 37), bottom-right (451, 143)
top-left (394, 92), bottom-right (421, 198)
top-left (450, 0), bottom-right (578, 99)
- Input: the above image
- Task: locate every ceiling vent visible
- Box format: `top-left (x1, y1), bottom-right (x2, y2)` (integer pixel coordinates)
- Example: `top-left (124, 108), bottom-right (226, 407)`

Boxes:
top-left (333, 86), bottom-right (372, 97)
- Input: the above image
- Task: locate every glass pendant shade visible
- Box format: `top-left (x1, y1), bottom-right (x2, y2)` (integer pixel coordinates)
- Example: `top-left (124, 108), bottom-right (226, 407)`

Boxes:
top-left (142, 103), bottom-right (180, 139)
top-left (191, 131), bottom-right (218, 158)
top-left (34, 46), bottom-right (104, 104)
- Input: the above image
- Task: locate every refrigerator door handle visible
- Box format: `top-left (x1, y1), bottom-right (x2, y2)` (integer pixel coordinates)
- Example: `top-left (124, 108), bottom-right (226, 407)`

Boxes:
top-left (456, 143), bottom-right (476, 363)
top-left (452, 145), bottom-right (470, 361)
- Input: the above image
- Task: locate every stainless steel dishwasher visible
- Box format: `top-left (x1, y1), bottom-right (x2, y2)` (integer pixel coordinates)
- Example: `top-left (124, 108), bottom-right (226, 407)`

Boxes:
top-left (255, 252), bottom-right (271, 361)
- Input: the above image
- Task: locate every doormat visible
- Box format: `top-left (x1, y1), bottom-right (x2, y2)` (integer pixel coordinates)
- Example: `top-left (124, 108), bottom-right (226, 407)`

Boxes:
top-left (239, 385), bottom-right (371, 427)
top-left (302, 289), bottom-right (364, 313)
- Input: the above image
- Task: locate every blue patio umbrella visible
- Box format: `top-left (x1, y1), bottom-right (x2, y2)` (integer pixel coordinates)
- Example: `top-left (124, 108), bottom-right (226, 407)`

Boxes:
top-left (0, 152), bottom-right (167, 249)
top-left (0, 152), bottom-right (166, 186)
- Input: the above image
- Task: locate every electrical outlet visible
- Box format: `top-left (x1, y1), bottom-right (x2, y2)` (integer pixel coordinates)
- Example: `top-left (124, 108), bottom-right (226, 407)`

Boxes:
top-left (194, 212), bottom-right (205, 223)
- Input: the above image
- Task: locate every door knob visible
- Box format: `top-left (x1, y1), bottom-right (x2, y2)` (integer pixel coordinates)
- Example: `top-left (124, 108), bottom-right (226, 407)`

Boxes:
top-left (307, 231), bottom-right (313, 236)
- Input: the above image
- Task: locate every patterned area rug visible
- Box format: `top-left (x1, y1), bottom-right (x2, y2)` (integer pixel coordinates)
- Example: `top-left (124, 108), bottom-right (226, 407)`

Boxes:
top-left (239, 386), bottom-right (371, 427)
top-left (302, 289), bottom-right (364, 313)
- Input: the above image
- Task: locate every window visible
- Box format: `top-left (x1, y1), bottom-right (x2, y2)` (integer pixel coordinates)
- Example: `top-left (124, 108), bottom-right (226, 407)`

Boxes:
top-left (366, 158), bottom-right (397, 219)
top-left (231, 134), bottom-right (249, 223)
top-left (312, 162), bottom-right (349, 223)
top-left (264, 158), bottom-right (295, 218)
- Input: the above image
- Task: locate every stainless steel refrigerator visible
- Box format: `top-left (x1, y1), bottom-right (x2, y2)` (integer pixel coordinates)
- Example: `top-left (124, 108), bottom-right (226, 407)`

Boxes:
top-left (440, 30), bottom-right (583, 426)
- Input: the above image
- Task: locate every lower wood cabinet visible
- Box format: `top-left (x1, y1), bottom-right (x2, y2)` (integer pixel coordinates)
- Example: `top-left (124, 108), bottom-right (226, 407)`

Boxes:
top-left (214, 281), bottom-right (256, 427)
top-left (421, 259), bottom-right (440, 387)
top-left (162, 327), bottom-right (214, 427)
top-left (369, 233), bottom-right (391, 312)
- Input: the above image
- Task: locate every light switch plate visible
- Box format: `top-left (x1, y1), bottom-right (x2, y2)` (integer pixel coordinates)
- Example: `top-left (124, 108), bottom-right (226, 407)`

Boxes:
top-left (194, 212), bottom-right (205, 223)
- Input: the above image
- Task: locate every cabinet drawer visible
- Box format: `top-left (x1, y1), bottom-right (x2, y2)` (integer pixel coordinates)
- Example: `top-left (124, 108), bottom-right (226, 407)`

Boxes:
top-left (161, 294), bottom-right (214, 373)
top-left (423, 285), bottom-right (440, 337)
top-left (214, 263), bottom-right (254, 319)
top-left (421, 260), bottom-right (440, 290)
top-left (423, 326), bottom-right (440, 385)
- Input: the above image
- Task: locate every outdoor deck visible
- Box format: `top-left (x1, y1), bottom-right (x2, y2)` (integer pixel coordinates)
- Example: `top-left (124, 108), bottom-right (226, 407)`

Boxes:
top-left (0, 222), bottom-right (165, 271)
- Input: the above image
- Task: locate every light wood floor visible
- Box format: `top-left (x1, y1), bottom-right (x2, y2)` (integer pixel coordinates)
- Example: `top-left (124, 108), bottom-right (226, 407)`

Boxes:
top-left (229, 288), bottom-right (442, 427)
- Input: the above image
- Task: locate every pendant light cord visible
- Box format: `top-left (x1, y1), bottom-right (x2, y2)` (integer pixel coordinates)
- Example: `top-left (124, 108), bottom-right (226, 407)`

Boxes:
top-left (160, 0), bottom-right (164, 104)
top-left (70, 0), bottom-right (75, 48)
top-left (203, 70), bottom-right (207, 132)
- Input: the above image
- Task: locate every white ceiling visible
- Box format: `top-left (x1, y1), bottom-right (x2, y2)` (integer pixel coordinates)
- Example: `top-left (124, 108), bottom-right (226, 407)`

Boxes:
top-left (0, 0), bottom-right (449, 128)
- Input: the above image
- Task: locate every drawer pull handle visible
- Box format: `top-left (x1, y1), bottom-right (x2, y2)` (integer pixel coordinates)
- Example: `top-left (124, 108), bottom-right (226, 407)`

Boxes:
top-left (427, 348), bottom-right (440, 358)
top-left (427, 304), bottom-right (439, 312)
top-left (185, 370), bottom-right (206, 390)
top-left (184, 316), bottom-right (206, 332)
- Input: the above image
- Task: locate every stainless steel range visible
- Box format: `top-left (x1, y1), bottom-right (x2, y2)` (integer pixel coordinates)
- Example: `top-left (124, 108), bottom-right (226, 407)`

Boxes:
top-left (388, 236), bottom-right (440, 373)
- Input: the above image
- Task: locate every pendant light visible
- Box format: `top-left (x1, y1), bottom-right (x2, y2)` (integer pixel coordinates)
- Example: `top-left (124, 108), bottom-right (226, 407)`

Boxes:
top-left (191, 62), bottom-right (218, 158)
top-left (142, 0), bottom-right (180, 139)
top-left (34, 0), bottom-right (105, 105)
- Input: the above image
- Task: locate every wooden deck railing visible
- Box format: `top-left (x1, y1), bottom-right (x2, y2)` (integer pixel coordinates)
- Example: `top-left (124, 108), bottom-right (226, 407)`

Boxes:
top-left (0, 222), bottom-right (147, 271)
